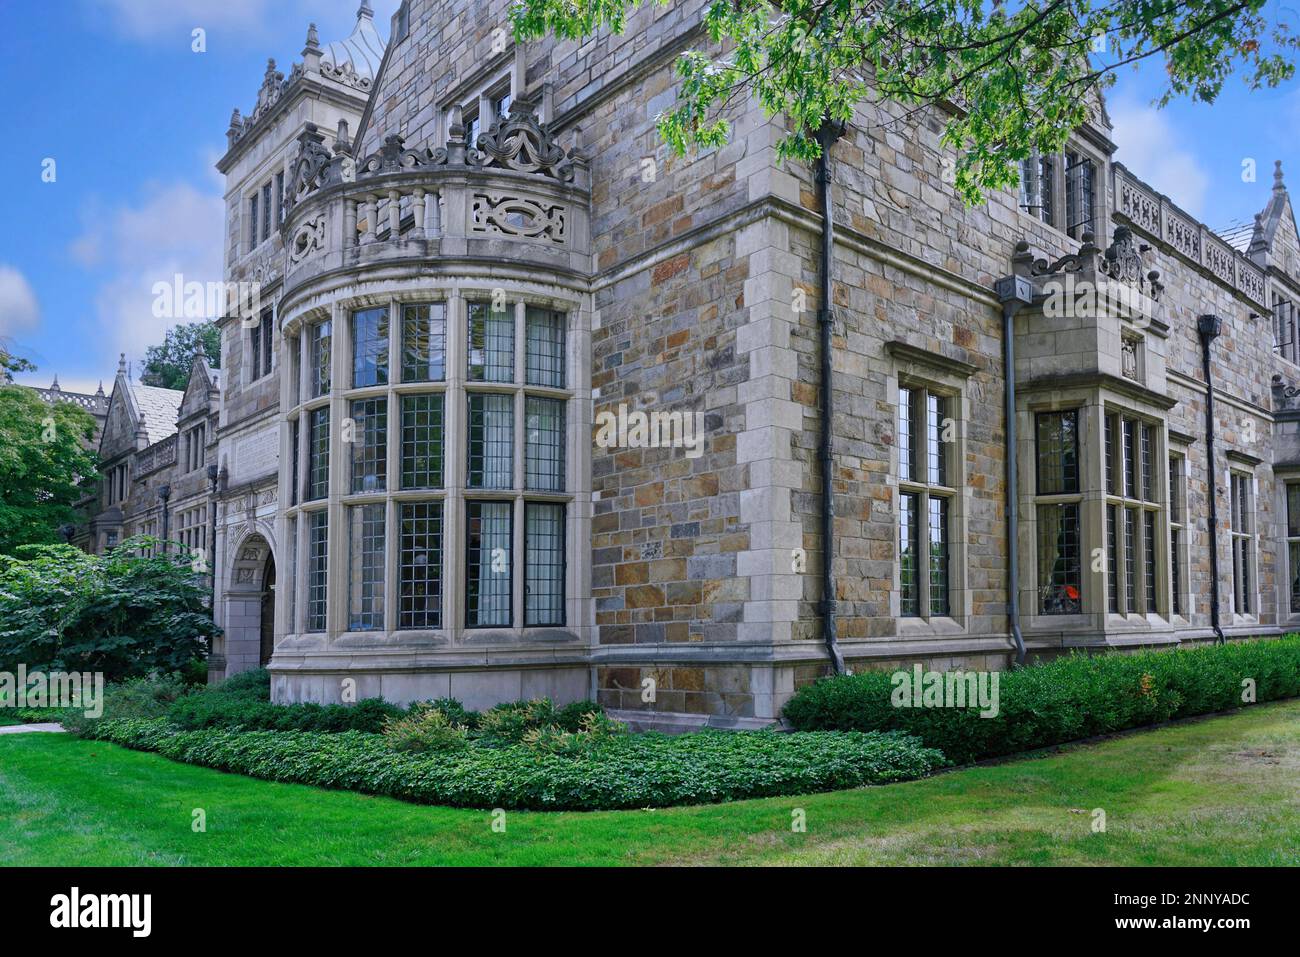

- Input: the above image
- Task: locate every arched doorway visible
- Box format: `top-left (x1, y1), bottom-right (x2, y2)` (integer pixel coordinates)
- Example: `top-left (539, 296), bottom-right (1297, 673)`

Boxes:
top-left (224, 532), bottom-right (276, 676)
top-left (259, 553), bottom-right (276, 666)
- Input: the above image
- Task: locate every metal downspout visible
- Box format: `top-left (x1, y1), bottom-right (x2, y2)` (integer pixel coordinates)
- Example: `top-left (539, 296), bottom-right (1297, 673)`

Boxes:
top-left (816, 121), bottom-right (846, 675)
top-left (1003, 300), bottom-right (1027, 666)
top-left (1198, 314), bottom-right (1227, 645)
top-left (995, 266), bottom-right (1033, 667)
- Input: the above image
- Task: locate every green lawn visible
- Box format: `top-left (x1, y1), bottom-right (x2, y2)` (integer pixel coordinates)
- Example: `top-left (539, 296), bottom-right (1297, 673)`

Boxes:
top-left (2, 700), bottom-right (1298, 866)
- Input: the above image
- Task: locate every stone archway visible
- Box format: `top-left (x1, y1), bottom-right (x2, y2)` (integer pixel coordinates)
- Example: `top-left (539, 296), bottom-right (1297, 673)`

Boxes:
top-left (224, 532), bottom-right (275, 677)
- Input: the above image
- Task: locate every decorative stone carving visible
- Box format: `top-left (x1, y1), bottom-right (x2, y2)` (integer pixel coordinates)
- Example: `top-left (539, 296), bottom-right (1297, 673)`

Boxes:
top-left (287, 125), bottom-right (335, 212)
top-left (1121, 337), bottom-right (1141, 381)
top-left (1099, 226), bottom-right (1164, 302)
top-left (1165, 213), bottom-right (1200, 261)
top-left (289, 214), bottom-right (327, 263)
top-left (471, 193), bottom-right (567, 243)
top-left (1118, 178), bottom-right (1160, 233)
top-left (468, 98), bottom-right (576, 182)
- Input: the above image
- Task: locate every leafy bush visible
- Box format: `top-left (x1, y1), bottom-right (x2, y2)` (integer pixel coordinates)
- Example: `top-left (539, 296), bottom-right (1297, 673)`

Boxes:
top-left (61, 673), bottom-right (190, 737)
top-left (210, 668), bottom-right (271, 701)
top-left (0, 540), bottom-right (217, 682)
top-left (783, 636), bottom-right (1300, 764)
top-left (166, 694), bottom-right (403, 733)
top-left (84, 718), bottom-right (944, 811)
top-left (382, 705), bottom-right (471, 753)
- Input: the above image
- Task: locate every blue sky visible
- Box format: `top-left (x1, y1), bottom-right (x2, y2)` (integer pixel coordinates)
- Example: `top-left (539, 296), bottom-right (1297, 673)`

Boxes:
top-left (0, 0), bottom-right (1296, 396)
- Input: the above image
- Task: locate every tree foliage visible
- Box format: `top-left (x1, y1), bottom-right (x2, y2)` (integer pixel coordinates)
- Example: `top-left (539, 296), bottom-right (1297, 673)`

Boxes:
top-left (512, 0), bottom-right (1298, 202)
top-left (141, 321), bottom-right (220, 391)
top-left (0, 384), bottom-right (98, 554)
top-left (0, 539), bottom-right (216, 681)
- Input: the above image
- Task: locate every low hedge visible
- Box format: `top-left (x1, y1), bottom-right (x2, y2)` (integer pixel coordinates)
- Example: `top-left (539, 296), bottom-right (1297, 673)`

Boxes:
top-left (83, 718), bottom-right (944, 811)
top-left (166, 695), bottom-right (404, 734)
top-left (783, 636), bottom-right (1300, 764)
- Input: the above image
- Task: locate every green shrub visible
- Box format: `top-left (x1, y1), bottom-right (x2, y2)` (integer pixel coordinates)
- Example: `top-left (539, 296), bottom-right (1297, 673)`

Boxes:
top-left (166, 694), bottom-right (403, 733)
top-left (84, 718), bottom-right (945, 811)
top-left (0, 540), bottom-right (216, 682)
top-left (419, 697), bottom-right (478, 729)
top-left (782, 636), bottom-right (1300, 764)
top-left (212, 668), bottom-right (270, 701)
top-left (61, 673), bottom-right (190, 737)
top-left (382, 705), bottom-right (471, 753)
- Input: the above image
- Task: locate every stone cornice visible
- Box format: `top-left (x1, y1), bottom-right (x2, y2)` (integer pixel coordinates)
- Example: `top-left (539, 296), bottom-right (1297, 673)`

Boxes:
top-left (885, 340), bottom-right (980, 378)
top-left (1020, 370), bottom-right (1178, 410)
top-left (1225, 449), bottom-right (1264, 467)
top-left (1167, 428), bottom-right (1198, 446)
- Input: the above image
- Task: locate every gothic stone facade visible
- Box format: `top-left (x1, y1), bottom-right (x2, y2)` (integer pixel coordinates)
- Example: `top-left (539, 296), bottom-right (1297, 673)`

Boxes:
top-left (197, 0), bottom-right (1300, 726)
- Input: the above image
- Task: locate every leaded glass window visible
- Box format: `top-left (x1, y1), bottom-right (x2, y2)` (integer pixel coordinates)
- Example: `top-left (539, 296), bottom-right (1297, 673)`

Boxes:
top-left (400, 502), bottom-right (443, 629)
top-left (307, 407), bottom-right (330, 501)
top-left (352, 306), bottom-right (389, 388)
top-left (306, 511), bottom-right (328, 631)
top-left (348, 504), bottom-right (385, 631)
top-left (525, 396), bottom-right (565, 492)
top-left (468, 301), bottom-right (514, 382)
top-left (401, 302), bottom-right (446, 383)
top-left (525, 306), bottom-right (565, 388)
top-left (466, 501), bottom-right (512, 627)
top-left (525, 502), bottom-right (565, 626)
top-left (467, 394), bottom-right (513, 488)
top-left (401, 394), bottom-right (444, 490)
top-left (349, 398), bottom-right (387, 493)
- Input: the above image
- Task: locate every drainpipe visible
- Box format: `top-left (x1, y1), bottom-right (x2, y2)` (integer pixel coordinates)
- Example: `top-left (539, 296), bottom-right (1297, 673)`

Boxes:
top-left (207, 464), bottom-right (220, 615)
top-left (994, 269), bottom-right (1033, 666)
top-left (1198, 314), bottom-right (1226, 645)
top-left (815, 120), bottom-right (846, 676)
top-left (158, 484), bottom-right (172, 554)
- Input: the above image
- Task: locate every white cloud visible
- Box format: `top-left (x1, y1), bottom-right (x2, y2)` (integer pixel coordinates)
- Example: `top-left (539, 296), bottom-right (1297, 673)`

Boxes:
top-left (86, 0), bottom-right (276, 41)
top-left (1110, 98), bottom-right (1210, 217)
top-left (0, 265), bottom-right (41, 338)
top-left (71, 182), bottom-right (225, 361)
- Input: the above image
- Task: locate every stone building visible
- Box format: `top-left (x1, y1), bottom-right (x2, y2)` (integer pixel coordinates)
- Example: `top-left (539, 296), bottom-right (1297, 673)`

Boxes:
top-left (177, 0), bottom-right (1300, 726)
top-left (89, 355), bottom-right (219, 560)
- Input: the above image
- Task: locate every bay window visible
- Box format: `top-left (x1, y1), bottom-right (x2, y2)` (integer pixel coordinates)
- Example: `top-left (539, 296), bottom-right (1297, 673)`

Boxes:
top-left (1035, 410), bottom-right (1082, 615)
top-left (285, 295), bottom-right (574, 637)
top-left (1103, 410), bottom-right (1162, 616)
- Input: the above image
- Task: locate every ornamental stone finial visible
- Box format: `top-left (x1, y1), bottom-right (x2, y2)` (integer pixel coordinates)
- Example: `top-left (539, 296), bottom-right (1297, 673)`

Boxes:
top-left (358, 1), bottom-right (374, 19)
top-left (306, 22), bottom-right (320, 48)
top-left (118, 353), bottom-right (127, 376)
top-left (1275, 160), bottom-right (1286, 192)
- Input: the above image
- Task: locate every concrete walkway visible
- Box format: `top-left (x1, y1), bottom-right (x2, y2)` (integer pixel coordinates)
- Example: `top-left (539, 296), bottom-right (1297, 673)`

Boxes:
top-left (0, 723), bottom-right (65, 734)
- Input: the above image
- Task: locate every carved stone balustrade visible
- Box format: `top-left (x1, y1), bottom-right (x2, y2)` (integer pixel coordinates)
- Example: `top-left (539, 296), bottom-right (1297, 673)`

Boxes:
top-left (278, 100), bottom-right (590, 309)
top-left (1114, 162), bottom-right (1268, 308)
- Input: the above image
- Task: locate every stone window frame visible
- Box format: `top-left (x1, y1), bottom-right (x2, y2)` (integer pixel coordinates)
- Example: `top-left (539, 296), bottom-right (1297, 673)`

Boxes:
top-left (1017, 137), bottom-right (1107, 243)
top-left (183, 422), bottom-right (206, 473)
top-left (1101, 406), bottom-right (1166, 620)
top-left (1167, 444), bottom-right (1190, 621)
top-left (1033, 408), bottom-right (1085, 617)
top-left (1228, 466), bottom-right (1259, 620)
top-left (280, 287), bottom-right (583, 643)
top-left (441, 59), bottom-right (520, 148)
top-left (885, 342), bottom-right (974, 634)
top-left (248, 306), bottom-right (275, 384)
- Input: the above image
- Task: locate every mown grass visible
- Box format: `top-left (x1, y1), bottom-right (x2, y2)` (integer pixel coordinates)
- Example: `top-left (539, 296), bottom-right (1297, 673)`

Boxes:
top-left (1, 700), bottom-right (1298, 866)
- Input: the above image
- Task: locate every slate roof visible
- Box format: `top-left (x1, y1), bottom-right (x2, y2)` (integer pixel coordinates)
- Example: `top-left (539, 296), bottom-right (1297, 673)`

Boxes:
top-left (131, 384), bottom-right (183, 442)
